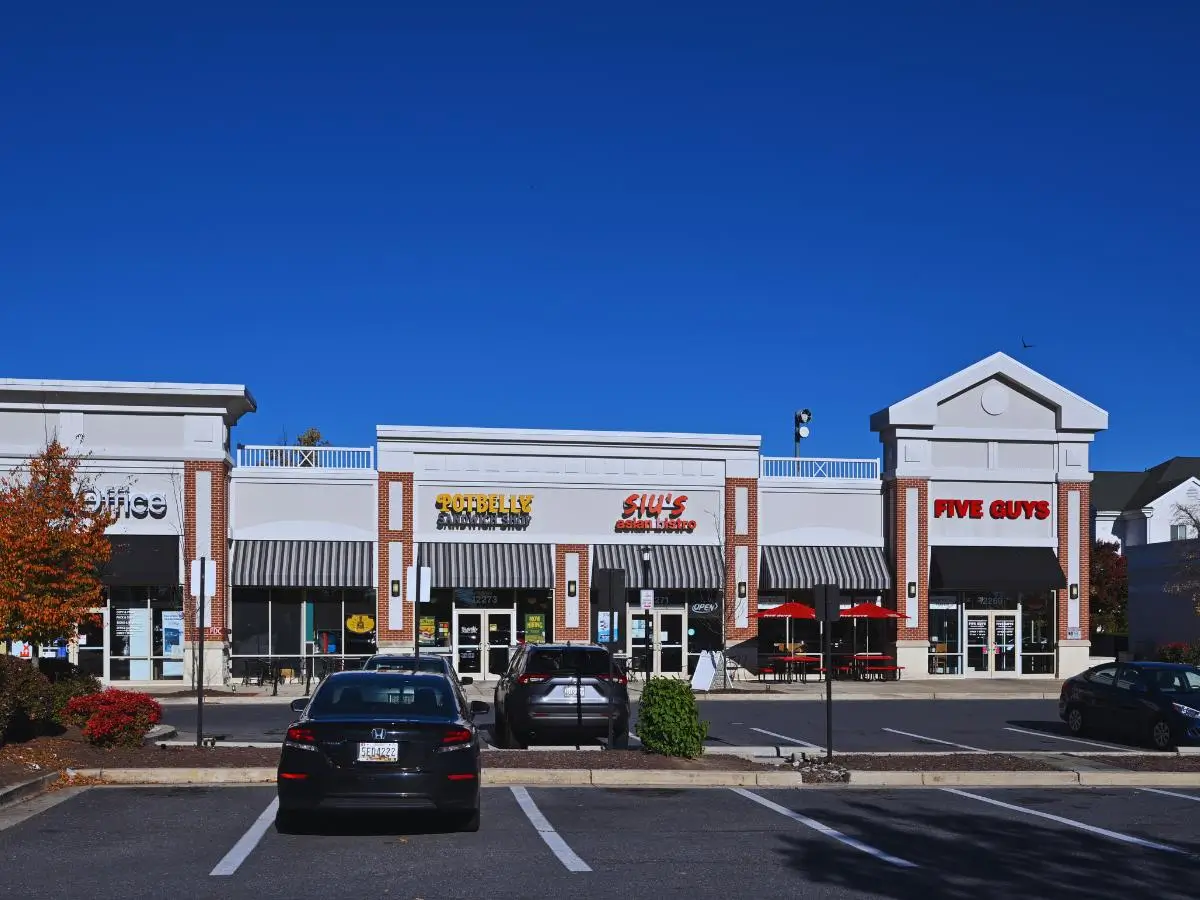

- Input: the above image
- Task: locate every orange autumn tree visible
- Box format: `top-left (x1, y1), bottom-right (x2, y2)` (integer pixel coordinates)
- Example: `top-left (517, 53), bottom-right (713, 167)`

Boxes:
top-left (0, 441), bottom-right (116, 646)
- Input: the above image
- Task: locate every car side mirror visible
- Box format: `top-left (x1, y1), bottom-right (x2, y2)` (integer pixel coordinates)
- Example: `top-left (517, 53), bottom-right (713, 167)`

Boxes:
top-left (459, 676), bottom-right (474, 686)
top-left (290, 698), bottom-right (309, 713)
top-left (470, 701), bottom-right (490, 715)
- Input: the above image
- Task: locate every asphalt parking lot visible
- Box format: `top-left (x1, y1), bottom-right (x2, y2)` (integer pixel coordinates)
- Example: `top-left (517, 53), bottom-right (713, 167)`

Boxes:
top-left (163, 698), bottom-right (1147, 753)
top-left (4, 784), bottom-right (1199, 899)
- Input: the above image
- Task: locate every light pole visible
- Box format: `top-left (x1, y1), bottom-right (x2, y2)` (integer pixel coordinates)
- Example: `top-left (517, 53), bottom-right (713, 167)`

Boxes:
top-left (794, 409), bottom-right (812, 459)
top-left (641, 546), bottom-right (653, 679)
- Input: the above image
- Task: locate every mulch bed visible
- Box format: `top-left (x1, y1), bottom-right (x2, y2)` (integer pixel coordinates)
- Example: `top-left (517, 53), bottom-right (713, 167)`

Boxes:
top-left (0, 731), bottom-right (279, 788)
top-left (828, 753), bottom-right (1058, 771)
top-left (143, 689), bottom-right (260, 698)
top-left (481, 750), bottom-right (773, 770)
top-left (1073, 754), bottom-right (1200, 771)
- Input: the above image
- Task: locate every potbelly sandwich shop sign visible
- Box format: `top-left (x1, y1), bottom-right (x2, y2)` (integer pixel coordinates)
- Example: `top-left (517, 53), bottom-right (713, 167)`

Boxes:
top-left (435, 493), bottom-right (534, 531)
top-left (615, 493), bottom-right (698, 533)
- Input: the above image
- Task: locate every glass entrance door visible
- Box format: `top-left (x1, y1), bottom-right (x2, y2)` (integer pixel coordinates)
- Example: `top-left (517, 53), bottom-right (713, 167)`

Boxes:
top-left (453, 611), bottom-right (483, 678)
top-left (657, 610), bottom-right (686, 675)
top-left (624, 609), bottom-right (688, 676)
top-left (965, 612), bottom-right (1019, 677)
top-left (485, 610), bottom-right (516, 678)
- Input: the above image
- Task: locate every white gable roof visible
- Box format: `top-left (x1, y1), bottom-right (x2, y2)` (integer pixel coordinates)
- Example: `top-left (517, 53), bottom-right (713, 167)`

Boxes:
top-left (869, 352), bottom-right (1107, 433)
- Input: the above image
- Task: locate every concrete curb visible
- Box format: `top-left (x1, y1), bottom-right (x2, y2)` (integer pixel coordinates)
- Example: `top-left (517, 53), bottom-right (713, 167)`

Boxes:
top-left (0, 771), bottom-right (61, 808)
top-left (54, 767), bottom-right (1200, 789)
top-left (689, 691), bottom-right (1063, 702)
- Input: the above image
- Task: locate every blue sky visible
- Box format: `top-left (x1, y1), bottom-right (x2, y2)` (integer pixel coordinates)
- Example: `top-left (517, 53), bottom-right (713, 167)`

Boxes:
top-left (2, 2), bottom-right (1196, 470)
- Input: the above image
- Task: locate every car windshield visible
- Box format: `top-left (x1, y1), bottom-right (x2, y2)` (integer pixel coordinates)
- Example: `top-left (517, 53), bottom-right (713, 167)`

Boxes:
top-left (365, 656), bottom-right (445, 673)
top-left (1148, 668), bottom-right (1200, 694)
top-left (525, 648), bottom-right (612, 677)
top-left (310, 674), bottom-right (455, 716)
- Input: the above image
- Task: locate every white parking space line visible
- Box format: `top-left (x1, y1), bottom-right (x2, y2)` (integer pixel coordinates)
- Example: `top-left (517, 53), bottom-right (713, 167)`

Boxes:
top-left (942, 789), bottom-right (1194, 857)
top-left (731, 788), bottom-right (917, 869)
top-left (881, 727), bottom-right (989, 752)
top-left (1002, 726), bottom-right (1130, 751)
top-left (1141, 788), bottom-right (1200, 803)
top-left (748, 727), bottom-right (822, 749)
top-left (510, 787), bottom-right (592, 873)
top-left (210, 797), bottom-right (279, 876)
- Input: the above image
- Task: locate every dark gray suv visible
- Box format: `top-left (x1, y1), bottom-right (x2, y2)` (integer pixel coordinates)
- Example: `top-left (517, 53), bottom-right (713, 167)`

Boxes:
top-left (493, 644), bottom-right (630, 748)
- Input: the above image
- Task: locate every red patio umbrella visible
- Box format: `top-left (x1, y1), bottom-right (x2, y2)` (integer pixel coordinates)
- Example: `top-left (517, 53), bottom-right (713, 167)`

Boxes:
top-left (754, 602), bottom-right (816, 654)
top-left (840, 602), bottom-right (902, 652)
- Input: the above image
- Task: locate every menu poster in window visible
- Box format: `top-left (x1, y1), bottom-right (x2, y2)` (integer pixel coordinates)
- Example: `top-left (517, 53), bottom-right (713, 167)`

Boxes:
top-left (524, 613), bottom-right (545, 644)
top-left (597, 612), bottom-right (611, 644)
top-left (161, 610), bottom-right (184, 677)
top-left (419, 617), bottom-right (436, 645)
top-left (966, 618), bottom-right (988, 644)
top-left (114, 608), bottom-right (132, 656)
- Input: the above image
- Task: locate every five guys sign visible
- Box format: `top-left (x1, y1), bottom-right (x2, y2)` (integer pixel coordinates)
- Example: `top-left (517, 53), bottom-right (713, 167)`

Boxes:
top-left (934, 498), bottom-right (1051, 520)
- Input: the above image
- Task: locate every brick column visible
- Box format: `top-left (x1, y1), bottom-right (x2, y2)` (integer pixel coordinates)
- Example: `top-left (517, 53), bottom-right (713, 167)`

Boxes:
top-left (1057, 481), bottom-right (1092, 639)
top-left (724, 478), bottom-right (759, 645)
top-left (891, 477), bottom-right (930, 641)
top-left (183, 460), bottom-right (229, 644)
top-left (554, 544), bottom-right (590, 642)
top-left (378, 472), bottom-right (414, 647)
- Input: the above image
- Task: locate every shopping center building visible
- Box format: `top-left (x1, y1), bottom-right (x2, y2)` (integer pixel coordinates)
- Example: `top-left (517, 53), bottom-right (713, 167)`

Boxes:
top-left (0, 351), bottom-right (1107, 685)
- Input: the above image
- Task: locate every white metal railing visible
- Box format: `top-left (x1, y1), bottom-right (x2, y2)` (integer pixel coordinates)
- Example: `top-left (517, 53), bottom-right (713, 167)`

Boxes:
top-left (760, 456), bottom-right (880, 480)
top-left (237, 445), bottom-right (375, 470)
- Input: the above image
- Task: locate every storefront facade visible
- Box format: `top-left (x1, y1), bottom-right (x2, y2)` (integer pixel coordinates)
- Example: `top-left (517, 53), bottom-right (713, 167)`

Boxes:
top-left (1, 352), bottom-right (1110, 684)
top-left (0, 378), bottom-right (255, 685)
top-left (375, 426), bottom-right (761, 681)
top-left (872, 353), bottom-right (1107, 678)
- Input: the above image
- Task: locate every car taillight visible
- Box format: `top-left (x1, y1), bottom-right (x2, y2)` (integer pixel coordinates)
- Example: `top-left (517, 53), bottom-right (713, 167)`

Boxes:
top-left (285, 726), bottom-right (316, 744)
top-left (517, 674), bottom-right (549, 684)
top-left (442, 727), bottom-right (472, 745)
top-left (597, 673), bottom-right (627, 685)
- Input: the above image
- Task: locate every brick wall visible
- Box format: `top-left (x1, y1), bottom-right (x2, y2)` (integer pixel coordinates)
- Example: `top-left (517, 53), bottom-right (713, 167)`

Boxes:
top-left (1057, 481), bottom-right (1092, 640)
top-left (554, 544), bottom-right (590, 642)
top-left (724, 477), bottom-right (759, 644)
top-left (378, 471), bottom-right (414, 645)
top-left (891, 477), bottom-right (929, 642)
top-left (183, 460), bottom-right (229, 643)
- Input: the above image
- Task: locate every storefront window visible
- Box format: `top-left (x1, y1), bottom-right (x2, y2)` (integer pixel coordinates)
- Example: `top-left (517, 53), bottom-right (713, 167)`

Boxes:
top-left (929, 599), bottom-right (961, 675)
top-left (516, 591), bottom-right (553, 644)
top-left (422, 590), bottom-right (456, 648)
top-left (1021, 591), bottom-right (1056, 674)
top-left (230, 587), bottom-right (379, 679)
top-left (106, 585), bottom-right (184, 681)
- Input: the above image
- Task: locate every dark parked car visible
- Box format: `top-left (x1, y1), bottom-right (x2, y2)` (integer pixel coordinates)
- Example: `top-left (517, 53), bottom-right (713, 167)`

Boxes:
top-left (362, 653), bottom-right (472, 684)
top-left (493, 643), bottom-right (629, 749)
top-left (277, 670), bottom-right (490, 832)
top-left (1059, 661), bottom-right (1200, 751)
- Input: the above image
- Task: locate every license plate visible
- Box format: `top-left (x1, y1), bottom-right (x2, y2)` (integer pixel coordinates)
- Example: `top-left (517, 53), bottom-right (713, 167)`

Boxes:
top-left (563, 685), bottom-right (579, 699)
top-left (357, 742), bottom-right (399, 763)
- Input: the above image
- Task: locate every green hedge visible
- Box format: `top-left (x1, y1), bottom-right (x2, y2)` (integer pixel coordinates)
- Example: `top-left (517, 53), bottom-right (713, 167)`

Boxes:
top-left (634, 677), bottom-right (708, 758)
top-left (0, 656), bottom-right (53, 743)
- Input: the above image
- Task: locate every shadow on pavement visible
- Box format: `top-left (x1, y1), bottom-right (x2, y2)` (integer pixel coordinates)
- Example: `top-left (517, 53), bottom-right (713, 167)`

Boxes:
top-left (773, 796), bottom-right (1200, 899)
top-left (275, 809), bottom-right (471, 837)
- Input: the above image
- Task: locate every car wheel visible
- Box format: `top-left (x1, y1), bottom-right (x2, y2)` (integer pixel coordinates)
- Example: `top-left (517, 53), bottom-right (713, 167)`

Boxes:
top-left (1150, 717), bottom-right (1175, 752)
top-left (451, 807), bottom-right (480, 832)
top-left (1065, 705), bottom-right (1086, 736)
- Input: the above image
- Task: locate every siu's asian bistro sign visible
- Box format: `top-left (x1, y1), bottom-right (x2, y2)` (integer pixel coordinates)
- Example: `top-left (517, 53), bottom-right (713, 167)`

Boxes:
top-left (615, 493), bottom-right (698, 534)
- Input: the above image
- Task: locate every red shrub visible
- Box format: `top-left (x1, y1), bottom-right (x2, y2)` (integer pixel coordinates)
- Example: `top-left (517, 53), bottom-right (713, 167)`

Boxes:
top-left (63, 689), bottom-right (162, 748)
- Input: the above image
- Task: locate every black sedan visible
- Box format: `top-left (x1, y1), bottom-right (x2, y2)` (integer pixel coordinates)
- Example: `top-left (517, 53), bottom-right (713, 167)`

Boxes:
top-left (276, 670), bottom-right (490, 832)
top-left (1059, 660), bottom-right (1200, 751)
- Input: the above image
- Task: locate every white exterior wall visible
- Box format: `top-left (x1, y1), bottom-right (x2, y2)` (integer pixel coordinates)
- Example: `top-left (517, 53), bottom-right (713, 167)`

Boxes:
top-left (758, 484), bottom-right (884, 547)
top-left (229, 472), bottom-right (377, 541)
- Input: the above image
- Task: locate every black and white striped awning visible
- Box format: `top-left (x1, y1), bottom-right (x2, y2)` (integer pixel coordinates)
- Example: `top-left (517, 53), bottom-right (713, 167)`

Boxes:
top-left (230, 541), bottom-right (375, 588)
top-left (760, 545), bottom-right (892, 591)
top-left (417, 543), bottom-right (554, 589)
top-left (591, 544), bottom-right (724, 590)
